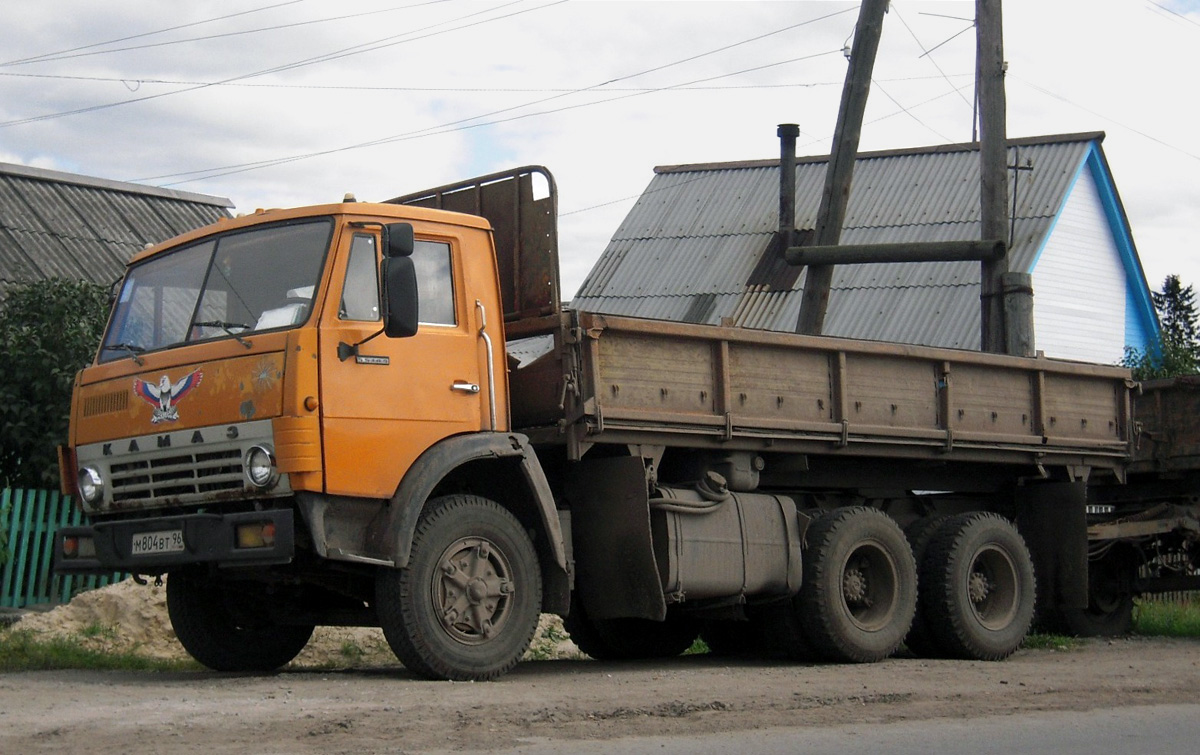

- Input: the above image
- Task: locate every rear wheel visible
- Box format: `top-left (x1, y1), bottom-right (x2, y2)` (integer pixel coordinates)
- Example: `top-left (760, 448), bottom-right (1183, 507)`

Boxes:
top-left (921, 512), bottom-right (1036, 660)
top-left (376, 494), bottom-right (542, 681)
top-left (796, 507), bottom-right (917, 663)
top-left (903, 515), bottom-right (949, 657)
top-left (166, 571), bottom-right (314, 672)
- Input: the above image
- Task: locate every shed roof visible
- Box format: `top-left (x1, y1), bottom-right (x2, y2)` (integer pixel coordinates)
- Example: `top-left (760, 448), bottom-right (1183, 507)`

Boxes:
top-left (0, 162), bottom-right (232, 297)
top-left (573, 132), bottom-right (1150, 351)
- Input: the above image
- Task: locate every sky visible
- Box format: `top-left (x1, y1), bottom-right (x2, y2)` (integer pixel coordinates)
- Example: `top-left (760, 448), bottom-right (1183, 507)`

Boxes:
top-left (2, 0), bottom-right (1199, 300)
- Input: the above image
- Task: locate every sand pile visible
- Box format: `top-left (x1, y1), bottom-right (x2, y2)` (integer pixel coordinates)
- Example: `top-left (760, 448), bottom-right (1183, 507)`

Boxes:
top-left (12, 579), bottom-right (579, 668)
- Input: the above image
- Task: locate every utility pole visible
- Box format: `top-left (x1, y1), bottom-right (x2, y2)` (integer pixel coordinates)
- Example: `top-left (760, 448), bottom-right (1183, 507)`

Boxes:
top-left (977, 0), bottom-right (1009, 354)
top-left (795, 0), bottom-right (888, 336)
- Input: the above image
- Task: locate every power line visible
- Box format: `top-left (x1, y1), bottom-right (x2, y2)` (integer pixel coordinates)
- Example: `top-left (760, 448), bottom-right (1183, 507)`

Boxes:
top-left (0, 69), bottom-right (971, 92)
top-left (892, 4), bottom-right (973, 112)
top-left (1, 0), bottom-right (311, 67)
top-left (1010, 74), bottom-right (1200, 162)
top-left (1, 1), bottom-right (453, 68)
top-left (871, 79), bottom-right (954, 143)
top-left (1146, 0), bottom-right (1200, 27)
top-left (137, 6), bottom-right (858, 185)
top-left (147, 46), bottom-right (844, 186)
top-left (0, 0), bottom-right (557, 129)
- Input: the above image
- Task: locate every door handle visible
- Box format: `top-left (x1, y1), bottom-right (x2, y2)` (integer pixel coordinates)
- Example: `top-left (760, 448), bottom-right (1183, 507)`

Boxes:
top-left (451, 382), bottom-right (480, 394)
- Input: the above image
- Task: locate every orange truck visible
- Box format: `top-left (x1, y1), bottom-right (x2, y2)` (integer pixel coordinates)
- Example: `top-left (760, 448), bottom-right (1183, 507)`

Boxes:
top-left (54, 166), bottom-right (1182, 681)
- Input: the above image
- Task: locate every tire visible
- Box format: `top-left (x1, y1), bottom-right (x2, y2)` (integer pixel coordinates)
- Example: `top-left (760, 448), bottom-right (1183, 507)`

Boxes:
top-left (1057, 546), bottom-right (1136, 637)
top-left (796, 507), bottom-right (917, 663)
top-left (166, 571), bottom-right (314, 672)
top-left (903, 515), bottom-right (950, 657)
top-left (564, 596), bottom-right (699, 661)
top-left (376, 495), bottom-right (542, 681)
top-left (921, 512), bottom-right (1036, 660)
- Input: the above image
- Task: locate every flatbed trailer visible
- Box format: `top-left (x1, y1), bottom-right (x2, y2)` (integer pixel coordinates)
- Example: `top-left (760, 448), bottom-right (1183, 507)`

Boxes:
top-left (51, 164), bottom-right (1187, 683)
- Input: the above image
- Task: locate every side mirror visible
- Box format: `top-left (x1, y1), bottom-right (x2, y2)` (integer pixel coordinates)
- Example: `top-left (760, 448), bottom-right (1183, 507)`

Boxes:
top-left (381, 255), bottom-right (418, 338)
top-left (384, 222), bottom-right (414, 258)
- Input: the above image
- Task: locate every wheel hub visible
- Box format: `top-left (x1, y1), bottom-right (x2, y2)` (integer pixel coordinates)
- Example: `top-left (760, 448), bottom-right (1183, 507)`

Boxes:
top-left (434, 537), bottom-right (514, 645)
top-left (968, 571), bottom-right (991, 604)
top-left (843, 566), bottom-right (870, 605)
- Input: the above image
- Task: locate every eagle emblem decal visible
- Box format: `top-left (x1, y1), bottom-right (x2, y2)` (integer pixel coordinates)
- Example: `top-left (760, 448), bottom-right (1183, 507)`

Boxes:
top-left (133, 370), bottom-right (203, 424)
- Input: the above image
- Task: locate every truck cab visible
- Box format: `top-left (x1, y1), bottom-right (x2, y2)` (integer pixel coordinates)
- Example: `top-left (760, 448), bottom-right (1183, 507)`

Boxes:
top-left (56, 171), bottom-right (570, 680)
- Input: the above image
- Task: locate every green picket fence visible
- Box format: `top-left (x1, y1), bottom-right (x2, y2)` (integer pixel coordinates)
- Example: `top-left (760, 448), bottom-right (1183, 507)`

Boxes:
top-left (1, 488), bottom-right (124, 608)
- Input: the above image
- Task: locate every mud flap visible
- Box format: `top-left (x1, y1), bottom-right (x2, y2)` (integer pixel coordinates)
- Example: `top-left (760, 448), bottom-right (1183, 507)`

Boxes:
top-left (1015, 481), bottom-right (1088, 617)
top-left (565, 455), bottom-right (665, 622)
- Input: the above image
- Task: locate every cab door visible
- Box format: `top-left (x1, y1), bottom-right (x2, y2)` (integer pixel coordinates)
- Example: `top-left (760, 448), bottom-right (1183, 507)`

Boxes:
top-left (318, 228), bottom-right (484, 498)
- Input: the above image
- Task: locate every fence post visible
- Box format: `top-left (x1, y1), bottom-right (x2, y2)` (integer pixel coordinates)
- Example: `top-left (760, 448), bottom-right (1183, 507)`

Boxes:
top-left (24, 490), bottom-right (49, 606)
top-left (1, 489), bottom-right (17, 607)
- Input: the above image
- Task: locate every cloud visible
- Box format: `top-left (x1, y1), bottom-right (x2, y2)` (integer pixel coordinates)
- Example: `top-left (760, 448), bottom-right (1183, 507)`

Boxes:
top-left (2, 0), bottom-right (1198, 299)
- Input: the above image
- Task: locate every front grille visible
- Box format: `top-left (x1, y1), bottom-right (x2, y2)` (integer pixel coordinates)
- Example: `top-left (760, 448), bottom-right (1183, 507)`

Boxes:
top-left (83, 390), bottom-right (129, 417)
top-left (111, 448), bottom-right (245, 503)
top-left (77, 419), bottom-right (287, 511)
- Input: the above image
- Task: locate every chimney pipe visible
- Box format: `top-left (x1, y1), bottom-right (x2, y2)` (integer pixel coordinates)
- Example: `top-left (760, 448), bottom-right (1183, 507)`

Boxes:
top-left (777, 123), bottom-right (799, 251)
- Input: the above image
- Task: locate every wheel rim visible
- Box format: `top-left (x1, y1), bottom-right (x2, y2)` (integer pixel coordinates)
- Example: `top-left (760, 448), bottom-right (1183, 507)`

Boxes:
top-left (839, 538), bottom-right (899, 632)
top-left (432, 536), bottom-right (515, 646)
top-left (966, 545), bottom-right (1019, 631)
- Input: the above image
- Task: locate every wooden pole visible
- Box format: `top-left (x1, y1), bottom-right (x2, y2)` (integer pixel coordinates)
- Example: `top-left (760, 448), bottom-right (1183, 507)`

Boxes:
top-left (977, 0), bottom-right (1009, 353)
top-left (795, 0), bottom-right (888, 335)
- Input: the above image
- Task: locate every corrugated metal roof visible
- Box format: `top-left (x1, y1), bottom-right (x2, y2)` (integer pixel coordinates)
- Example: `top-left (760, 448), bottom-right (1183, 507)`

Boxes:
top-left (0, 162), bottom-right (232, 297)
top-left (574, 133), bottom-right (1106, 350)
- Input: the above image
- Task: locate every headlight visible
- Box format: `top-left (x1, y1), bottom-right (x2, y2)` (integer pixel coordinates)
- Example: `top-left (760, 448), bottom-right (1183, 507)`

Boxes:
top-left (244, 445), bottom-right (279, 489)
top-left (77, 466), bottom-right (105, 504)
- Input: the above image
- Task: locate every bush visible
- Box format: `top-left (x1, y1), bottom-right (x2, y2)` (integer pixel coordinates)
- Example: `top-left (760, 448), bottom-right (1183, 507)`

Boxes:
top-left (0, 279), bottom-right (110, 489)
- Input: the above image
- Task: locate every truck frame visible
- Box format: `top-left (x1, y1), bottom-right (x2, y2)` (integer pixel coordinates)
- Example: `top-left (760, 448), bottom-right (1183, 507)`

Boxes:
top-left (54, 165), bottom-right (1197, 680)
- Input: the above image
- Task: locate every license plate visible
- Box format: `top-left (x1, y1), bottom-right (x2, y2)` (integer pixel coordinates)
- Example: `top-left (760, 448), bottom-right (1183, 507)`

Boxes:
top-left (131, 529), bottom-right (185, 556)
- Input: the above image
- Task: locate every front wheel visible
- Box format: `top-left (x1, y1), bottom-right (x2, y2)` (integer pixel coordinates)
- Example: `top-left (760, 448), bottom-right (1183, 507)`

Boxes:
top-left (920, 512), bottom-right (1036, 660)
top-left (166, 571), bottom-right (314, 672)
top-left (376, 494), bottom-right (542, 681)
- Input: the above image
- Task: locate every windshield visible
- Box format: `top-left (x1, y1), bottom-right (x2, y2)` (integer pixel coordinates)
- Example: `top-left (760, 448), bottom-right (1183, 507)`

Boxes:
top-left (100, 218), bottom-right (333, 362)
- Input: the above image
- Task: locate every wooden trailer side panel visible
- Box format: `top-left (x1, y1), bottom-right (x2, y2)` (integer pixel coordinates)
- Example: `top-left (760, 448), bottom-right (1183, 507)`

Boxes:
top-left (534, 312), bottom-right (1133, 467)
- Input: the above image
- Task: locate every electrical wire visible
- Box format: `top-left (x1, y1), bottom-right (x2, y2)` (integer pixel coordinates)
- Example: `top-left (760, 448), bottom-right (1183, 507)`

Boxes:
top-left (1011, 74), bottom-right (1200, 163)
top-left (0, 68), bottom-right (969, 91)
top-left (134, 6), bottom-right (857, 184)
top-left (0, 0), bottom-right (310, 67)
top-left (0, 1), bottom-right (452, 68)
top-left (892, 4), bottom-right (973, 112)
top-left (148, 47), bottom-right (845, 186)
top-left (0, 0), bottom-right (556, 129)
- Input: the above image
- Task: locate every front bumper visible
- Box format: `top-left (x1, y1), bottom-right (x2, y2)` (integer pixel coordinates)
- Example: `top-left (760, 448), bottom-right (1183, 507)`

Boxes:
top-left (54, 508), bottom-right (295, 575)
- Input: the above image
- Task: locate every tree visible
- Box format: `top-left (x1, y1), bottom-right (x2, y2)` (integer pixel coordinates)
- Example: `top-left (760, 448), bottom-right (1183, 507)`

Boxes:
top-left (0, 278), bottom-right (110, 489)
top-left (1123, 275), bottom-right (1200, 380)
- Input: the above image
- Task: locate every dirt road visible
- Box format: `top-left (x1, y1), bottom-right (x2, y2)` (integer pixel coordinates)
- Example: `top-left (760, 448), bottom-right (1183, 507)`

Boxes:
top-left (1, 636), bottom-right (1196, 754)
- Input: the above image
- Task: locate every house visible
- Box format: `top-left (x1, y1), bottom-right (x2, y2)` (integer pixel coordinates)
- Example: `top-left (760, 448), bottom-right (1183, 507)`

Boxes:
top-left (573, 132), bottom-right (1156, 364)
top-left (0, 162), bottom-right (232, 298)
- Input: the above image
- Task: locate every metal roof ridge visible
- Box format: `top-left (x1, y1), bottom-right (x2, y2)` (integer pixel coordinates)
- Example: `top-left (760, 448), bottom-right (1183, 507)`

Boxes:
top-left (653, 131), bottom-right (1107, 174)
top-left (0, 161), bottom-right (233, 208)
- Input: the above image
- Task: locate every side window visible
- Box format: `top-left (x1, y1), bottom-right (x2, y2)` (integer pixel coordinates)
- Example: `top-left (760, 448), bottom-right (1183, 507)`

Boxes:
top-left (413, 240), bottom-right (456, 325)
top-left (340, 234), bottom-right (380, 321)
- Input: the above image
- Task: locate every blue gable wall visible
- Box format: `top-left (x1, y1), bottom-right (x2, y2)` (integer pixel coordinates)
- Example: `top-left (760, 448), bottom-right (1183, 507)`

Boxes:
top-left (1083, 144), bottom-right (1159, 350)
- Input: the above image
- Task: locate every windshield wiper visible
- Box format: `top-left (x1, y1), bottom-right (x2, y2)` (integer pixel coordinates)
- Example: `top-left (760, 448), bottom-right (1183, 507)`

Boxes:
top-left (192, 320), bottom-right (253, 349)
top-left (102, 342), bottom-right (146, 365)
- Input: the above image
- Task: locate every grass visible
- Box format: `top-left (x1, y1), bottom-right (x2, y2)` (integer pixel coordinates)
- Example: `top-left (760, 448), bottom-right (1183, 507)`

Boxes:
top-left (0, 627), bottom-right (199, 673)
top-left (1134, 598), bottom-right (1200, 637)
